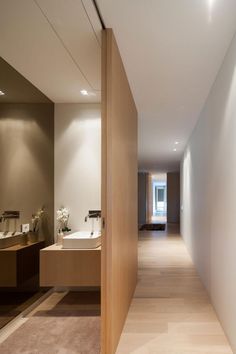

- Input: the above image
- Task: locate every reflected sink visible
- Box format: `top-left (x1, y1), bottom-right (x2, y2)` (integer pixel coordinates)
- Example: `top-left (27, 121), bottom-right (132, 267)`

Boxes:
top-left (0, 232), bottom-right (24, 249)
top-left (62, 231), bottom-right (101, 249)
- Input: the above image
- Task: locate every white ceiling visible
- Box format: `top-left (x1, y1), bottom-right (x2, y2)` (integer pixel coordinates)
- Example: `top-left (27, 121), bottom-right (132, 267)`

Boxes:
top-left (97, 0), bottom-right (236, 172)
top-left (0, 0), bottom-right (102, 103)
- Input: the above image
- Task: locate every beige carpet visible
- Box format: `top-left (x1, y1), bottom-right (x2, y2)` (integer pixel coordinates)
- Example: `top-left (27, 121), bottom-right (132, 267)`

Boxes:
top-left (35, 291), bottom-right (101, 317)
top-left (0, 291), bottom-right (44, 330)
top-left (0, 316), bottom-right (100, 354)
top-left (0, 292), bottom-right (101, 354)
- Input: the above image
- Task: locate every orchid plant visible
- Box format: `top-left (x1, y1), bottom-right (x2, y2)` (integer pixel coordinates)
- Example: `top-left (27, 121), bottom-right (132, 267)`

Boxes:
top-left (32, 207), bottom-right (44, 233)
top-left (56, 207), bottom-right (71, 233)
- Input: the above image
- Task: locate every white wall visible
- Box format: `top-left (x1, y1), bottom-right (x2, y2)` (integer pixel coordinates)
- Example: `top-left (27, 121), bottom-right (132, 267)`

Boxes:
top-left (55, 103), bottom-right (101, 236)
top-left (181, 33), bottom-right (236, 352)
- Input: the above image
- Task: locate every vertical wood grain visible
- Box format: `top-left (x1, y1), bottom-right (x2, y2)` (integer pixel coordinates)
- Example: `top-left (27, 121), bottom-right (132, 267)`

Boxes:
top-left (101, 29), bottom-right (138, 354)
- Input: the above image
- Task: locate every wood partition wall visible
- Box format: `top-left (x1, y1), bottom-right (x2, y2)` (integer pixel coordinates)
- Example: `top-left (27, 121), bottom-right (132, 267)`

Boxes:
top-left (101, 29), bottom-right (138, 354)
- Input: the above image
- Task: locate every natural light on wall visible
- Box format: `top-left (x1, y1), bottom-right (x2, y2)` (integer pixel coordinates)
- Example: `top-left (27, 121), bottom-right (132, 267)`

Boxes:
top-left (181, 148), bottom-right (194, 254)
top-left (151, 174), bottom-right (167, 223)
top-left (208, 0), bottom-right (215, 23)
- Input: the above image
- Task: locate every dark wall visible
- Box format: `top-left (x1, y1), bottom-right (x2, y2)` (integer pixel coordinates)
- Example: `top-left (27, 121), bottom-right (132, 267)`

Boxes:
top-left (0, 103), bottom-right (54, 245)
top-left (167, 172), bottom-right (180, 223)
top-left (138, 172), bottom-right (147, 226)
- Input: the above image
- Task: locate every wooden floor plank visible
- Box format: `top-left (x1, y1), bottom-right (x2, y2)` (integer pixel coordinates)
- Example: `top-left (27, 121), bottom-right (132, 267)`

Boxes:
top-left (116, 224), bottom-right (232, 354)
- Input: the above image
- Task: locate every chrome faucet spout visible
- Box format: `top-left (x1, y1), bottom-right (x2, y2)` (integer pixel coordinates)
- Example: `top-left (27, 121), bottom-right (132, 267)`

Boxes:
top-left (85, 213), bottom-right (96, 222)
top-left (2, 211), bottom-right (20, 220)
top-left (84, 211), bottom-right (101, 222)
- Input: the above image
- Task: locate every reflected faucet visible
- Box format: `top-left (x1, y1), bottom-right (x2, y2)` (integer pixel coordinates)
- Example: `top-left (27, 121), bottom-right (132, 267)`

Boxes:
top-left (1, 211), bottom-right (20, 220)
top-left (0, 211), bottom-right (20, 235)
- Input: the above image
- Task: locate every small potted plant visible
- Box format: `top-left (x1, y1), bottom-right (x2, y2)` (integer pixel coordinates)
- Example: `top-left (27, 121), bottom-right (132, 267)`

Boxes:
top-left (56, 206), bottom-right (71, 244)
top-left (29, 207), bottom-right (45, 243)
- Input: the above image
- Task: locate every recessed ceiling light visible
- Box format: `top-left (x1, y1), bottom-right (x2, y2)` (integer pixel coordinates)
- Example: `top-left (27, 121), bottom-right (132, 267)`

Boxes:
top-left (80, 89), bottom-right (88, 96)
top-left (173, 148), bottom-right (177, 152)
top-left (0, 90), bottom-right (5, 96)
top-left (175, 141), bottom-right (179, 145)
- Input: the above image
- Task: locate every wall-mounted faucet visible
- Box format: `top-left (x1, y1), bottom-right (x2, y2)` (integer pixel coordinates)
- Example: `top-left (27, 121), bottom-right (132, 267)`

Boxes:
top-left (84, 210), bottom-right (101, 222)
top-left (84, 210), bottom-right (101, 236)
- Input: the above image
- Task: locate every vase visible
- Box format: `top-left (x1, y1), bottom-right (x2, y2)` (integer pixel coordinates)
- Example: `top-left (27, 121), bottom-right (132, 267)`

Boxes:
top-left (57, 230), bottom-right (64, 245)
top-left (28, 231), bottom-right (38, 243)
top-left (20, 233), bottom-right (28, 246)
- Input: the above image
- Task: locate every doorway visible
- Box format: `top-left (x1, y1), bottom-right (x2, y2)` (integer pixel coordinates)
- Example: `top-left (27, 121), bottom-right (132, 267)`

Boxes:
top-left (151, 174), bottom-right (167, 223)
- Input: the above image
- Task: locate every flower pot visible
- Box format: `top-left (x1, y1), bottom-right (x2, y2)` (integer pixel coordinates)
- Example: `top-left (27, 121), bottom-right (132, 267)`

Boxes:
top-left (56, 230), bottom-right (64, 245)
top-left (20, 233), bottom-right (28, 246)
top-left (28, 231), bottom-right (38, 243)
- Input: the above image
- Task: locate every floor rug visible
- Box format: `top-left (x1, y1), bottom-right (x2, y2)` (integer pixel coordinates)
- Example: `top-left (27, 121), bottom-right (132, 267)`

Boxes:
top-left (0, 291), bottom-right (44, 330)
top-left (35, 291), bottom-right (101, 317)
top-left (139, 223), bottom-right (166, 231)
top-left (0, 316), bottom-right (100, 354)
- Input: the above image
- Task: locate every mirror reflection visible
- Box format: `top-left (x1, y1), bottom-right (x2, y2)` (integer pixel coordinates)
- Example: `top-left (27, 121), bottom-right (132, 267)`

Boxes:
top-left (0, 56), bottom-right (54, 328)
top-left (0, 0), bottom-right (102, 351)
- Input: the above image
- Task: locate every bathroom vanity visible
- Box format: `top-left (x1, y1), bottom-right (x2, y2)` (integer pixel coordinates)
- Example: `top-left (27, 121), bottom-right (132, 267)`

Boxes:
top-left (0, 241), bottom-right (45, 287)
top-left (40, 244), bottom-right (101, 287)
top-left (0, 232), bottom-right (25, 249)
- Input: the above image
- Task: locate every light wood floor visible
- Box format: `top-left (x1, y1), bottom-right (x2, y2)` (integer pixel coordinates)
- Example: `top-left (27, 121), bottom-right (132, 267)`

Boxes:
top-left (116, 224), bottom-right (233, 354)
top-left (151, 215), bottom-right (167, 223)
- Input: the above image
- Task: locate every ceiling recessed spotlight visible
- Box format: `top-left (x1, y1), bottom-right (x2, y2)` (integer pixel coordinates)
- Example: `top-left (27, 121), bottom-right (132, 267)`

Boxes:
top-left (175, 141), bottom-right (179, 145)
top-left (80, 89), bottom-right (88, 96)
top-left (173, 148), bottom-right (177, 152)
top-left (0, 90), bottom-right (5, 96)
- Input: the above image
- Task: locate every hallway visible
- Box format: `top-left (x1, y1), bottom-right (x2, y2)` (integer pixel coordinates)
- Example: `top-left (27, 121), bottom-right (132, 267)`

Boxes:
top-left (116, 225), bottom-right (233, 354)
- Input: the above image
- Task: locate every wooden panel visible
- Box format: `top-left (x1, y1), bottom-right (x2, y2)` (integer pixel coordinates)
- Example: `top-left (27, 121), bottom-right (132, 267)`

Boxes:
top-left (0, 252), bottom-right (16, 286)
top-left (167, 172), bottom-right (180, 223)
top-left (0, 241), bottom-right (44, 287)
top-left (101, 29), bottom-right (138, 354)
top-left (138, 172), bottom-right (148, 226)
top-left (40, 244), bottom-right (101, 287)
top-left (142, 172), bottom-right (152, 224)
top-left (147, 173), bottom-right (153, 223)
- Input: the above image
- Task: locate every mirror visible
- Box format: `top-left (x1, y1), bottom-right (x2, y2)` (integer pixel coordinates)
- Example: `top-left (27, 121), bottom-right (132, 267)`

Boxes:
top-left (0, 56), bottom-right (54, 328)
top-left (0, 1), bottom-right (102, 350)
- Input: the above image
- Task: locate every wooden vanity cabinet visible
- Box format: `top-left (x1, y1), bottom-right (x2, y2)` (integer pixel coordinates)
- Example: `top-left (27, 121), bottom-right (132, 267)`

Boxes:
top-left (0, 241), bottom-right (45, 287)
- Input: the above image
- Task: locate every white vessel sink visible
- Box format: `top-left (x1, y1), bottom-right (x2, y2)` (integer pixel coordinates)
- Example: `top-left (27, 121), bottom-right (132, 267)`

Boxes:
top-left (0, 232), bottom-right (24, 249)
top-left (62, 231), bottom-right (101, 249)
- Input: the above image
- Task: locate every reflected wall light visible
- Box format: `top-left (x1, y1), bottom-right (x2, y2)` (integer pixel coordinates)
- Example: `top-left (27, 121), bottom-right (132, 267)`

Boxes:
top-left (80, 89), bottom-right (88, 96)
